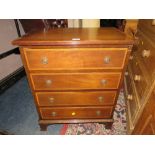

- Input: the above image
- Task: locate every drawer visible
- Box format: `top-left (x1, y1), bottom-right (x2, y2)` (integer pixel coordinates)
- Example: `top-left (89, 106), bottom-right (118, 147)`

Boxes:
top-left (36, 91), bottom-right (117, 106)
top-left (40, 106), bottom-right (113, 119)
top-left (24, 48), bottom-right (128, 70)
top-left (136, 33), bottom-right (155, 80)
top-left (129, 56), bottom-right (148, 100)
top-left (30, 73), bottom-right (121, 90)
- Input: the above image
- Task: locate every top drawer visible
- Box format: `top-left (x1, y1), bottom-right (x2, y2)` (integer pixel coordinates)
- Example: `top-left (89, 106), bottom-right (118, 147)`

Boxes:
top-left (23, 48), bottom-right (128, 71)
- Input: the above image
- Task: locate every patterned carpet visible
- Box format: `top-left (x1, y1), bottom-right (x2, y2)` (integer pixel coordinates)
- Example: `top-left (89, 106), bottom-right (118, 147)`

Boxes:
top-left (60, 90), bottom-right (126, 135)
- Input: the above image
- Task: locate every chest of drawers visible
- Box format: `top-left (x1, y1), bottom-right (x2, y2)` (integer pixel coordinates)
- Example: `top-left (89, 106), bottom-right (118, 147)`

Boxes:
top-left (124, 20), bottom-right (155, 134)
top-left (13, 28), bottom-right (133, 131)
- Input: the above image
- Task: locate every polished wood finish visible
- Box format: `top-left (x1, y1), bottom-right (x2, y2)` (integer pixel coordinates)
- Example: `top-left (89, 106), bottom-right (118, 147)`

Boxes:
top-left (124, 68), bottom-right (132, 92)
top-left (40, 106), bottom-right (113, 119)
top-left (30, 73), bottom-right (121, 91)
top-left (133, 90), bottom-right (155, 134)
top-left (36, 91), bottom-right (117, 106)
top-left (136, 30), bottom-right (155, 81)
top-left (12, 28), bottom-right (134, 46)
top-left (13, 28), bottom-right (133, 131)
top-left (138, 20), bottom-right (155, 42)
top-left (125, 20), bottom-right (155, 135)
top-left (127, 80), bottom-right (139, 124)
top-left (129, 55), bottom-right (148, 99)
top-left (24, 48), bottom-right (127, 70)
top-left (124, 67), bottom-right (139, 127)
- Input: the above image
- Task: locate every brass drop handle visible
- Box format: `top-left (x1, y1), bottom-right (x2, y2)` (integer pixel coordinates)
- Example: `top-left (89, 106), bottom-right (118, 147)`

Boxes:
top-left (71, 112), bottom-right (76, 116)
top-left (104, 56), bottom-right (111, 64)
top-left (141, 40), bottom-right (144, 45)
top-left (142, 49), bottom-right (150, 58)
top-left (127, 94), bottom-right (133, 100)
top-left (98, 96), bottom-right (104, 103)
top-left (96, 110), bottom-right (101, 116)
top-left (129, 55), bottom-right (133, 60)
top-left (51, 112), bottom-right (56, 117)
top-left (49, 97), bottom-right (54, 103)
top-left (134, 75), bottom-right (141, 81)
top-left (46, 80), bottom-right (52, 85)
top-left (101, 79), bottom-right (107, 85)
top-left (41, 56), bottom-right (48, 64)
top-left (125, 71), bottom-right (129, 76)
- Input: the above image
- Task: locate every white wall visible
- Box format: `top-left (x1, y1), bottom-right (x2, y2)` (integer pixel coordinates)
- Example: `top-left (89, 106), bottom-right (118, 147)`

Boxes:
top-left (0, 19), bottom-right (19, 54)
top-left (68, 19), bottom-right (100, 28)
top-left (0, 19), bottom-right (24, 80)
top-left (82, 19), bottom-right (100, 28)
top-left (68, 19), bottom-right (81, 28)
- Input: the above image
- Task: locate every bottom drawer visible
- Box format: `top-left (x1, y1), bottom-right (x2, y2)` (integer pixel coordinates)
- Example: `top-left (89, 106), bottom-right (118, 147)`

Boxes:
top-left (40, 106), bottom-right (113, 120)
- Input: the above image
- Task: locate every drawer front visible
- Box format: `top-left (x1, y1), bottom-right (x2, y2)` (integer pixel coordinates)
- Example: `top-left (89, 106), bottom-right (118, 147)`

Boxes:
top-left (136, 31), bottom-right (155, 79)
top-left (24, 48), bottom-right (127, 70)
top-left (40, 106), bottom-right (113, 119)
top-left (36, 91), bottom-right (117, 106)
top-left (129, 56), bottom-right (148, 100)
top-left (31, 73), bottom-right (121, 90)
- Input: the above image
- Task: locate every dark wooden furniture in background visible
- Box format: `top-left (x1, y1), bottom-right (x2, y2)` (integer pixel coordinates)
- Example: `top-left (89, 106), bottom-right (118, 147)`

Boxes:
top-left (19, 19), bottom-right (68, 34)
top-left (13, 28), bottom-right (133, 131)
top-left (124, 19), bottom-right (155, 134)
top-left (100, 19), bottom-right (126, 31)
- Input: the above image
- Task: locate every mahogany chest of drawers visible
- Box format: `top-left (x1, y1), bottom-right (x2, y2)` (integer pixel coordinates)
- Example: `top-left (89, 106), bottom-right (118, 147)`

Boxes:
top-left (13, 28), bottom-right (133, 131)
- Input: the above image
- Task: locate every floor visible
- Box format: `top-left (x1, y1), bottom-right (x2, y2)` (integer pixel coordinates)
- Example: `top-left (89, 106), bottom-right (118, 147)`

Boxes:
top-left (0, 76), bottom-right (62, 135)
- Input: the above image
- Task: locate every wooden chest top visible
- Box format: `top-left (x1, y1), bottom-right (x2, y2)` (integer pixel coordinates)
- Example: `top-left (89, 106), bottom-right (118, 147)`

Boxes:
top-left (12, 28), bottom-right (134, 46)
